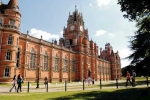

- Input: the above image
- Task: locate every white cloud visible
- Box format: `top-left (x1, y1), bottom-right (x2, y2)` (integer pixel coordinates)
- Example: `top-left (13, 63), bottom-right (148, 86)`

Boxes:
top-left (118, 48), bottom-right (132, 68)
top-left (97, 0), bottom-right (116, 7)
top-left (89, 3), bottom-right (94, 7)
top-left (95, 30), bottom-right (106, 36)
top-left (29, 28), bottom-right (59, 41)
top-left (108, 33), bottom-right (115, 37)
top-left (60, 31), bottom-right (63, 38)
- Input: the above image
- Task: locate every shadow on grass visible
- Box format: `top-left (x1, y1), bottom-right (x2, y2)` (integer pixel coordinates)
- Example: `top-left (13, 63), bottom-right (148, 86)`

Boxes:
top-left (47, 87), bottom-right (150, 100)
top-left (101, 80), bottom-right (149, 87)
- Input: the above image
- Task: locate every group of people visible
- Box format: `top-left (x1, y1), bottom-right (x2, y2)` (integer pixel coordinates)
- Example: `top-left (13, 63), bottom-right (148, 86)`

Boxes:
top-left (126, 70), bottom-right (137, 87)
top-left (9, 74), bottom-right (24, 93)
top-left (84, 77), bottom-right (95, 86)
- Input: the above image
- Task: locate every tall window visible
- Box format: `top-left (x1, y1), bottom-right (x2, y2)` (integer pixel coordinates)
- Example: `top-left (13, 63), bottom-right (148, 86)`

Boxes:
top-left (7, 35), bottom-right (13, 45)
top-left (43, 52), bottom-right (48, 70)
top-left (0, 18), bottom-right (2, 26)
top-left (9, 19), bottom-right (15, 26)
top-left (4, 67), bottom-right (10, 77)
top-left (16, 48), bottom-right (20, 67)
top-left (71, 59), bottom-right (76, 72)
top-left (98, 66), bottom-right (101, 74)
top-left (64, 57), bottom-right (68, 72)
top-left (55, 54), bottom-right (59, 72)
top-left (30, 48), bottom-right (36, 69)
top-left (6, 50), bottom-right (12, 60)
top-left (17, 38), bottom-right (19, 46)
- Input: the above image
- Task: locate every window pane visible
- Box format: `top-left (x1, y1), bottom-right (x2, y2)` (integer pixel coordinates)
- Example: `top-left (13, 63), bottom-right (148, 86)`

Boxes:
top-left (10, 20), bottom-right (15, 26)
top-left (4, 67), bottom-right (10, 77)
top-left (8, 36), bottom-right (13, 45)
top-left (6, 51), bottom-right (11, 60)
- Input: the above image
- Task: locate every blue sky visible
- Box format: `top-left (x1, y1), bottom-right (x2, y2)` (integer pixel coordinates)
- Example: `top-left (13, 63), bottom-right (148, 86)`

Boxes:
top-left (4, 0), bottom-right (137, 68)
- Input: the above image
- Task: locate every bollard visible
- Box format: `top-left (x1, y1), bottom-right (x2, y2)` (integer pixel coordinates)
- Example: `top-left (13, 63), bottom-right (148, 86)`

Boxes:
top-left (27, 81), bottom-right (29, 92)
top-left (116, 78), bottom-right (118, 89)
top-left (83, 79), bottom-right (85, 90)
top-left (146, 76), bottom-right (149, 87)
top-left (65, 80), bottom-right (67, 91)
top-left (100, 79), bottom-right (102, 89)
top-left (46, 81), bottom-right (48, 92)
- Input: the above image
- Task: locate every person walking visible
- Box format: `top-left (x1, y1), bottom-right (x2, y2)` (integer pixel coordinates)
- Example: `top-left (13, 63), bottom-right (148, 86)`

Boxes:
top-left (9, 75), bottom-right (17, 92)
top-left (132, 70), bottom-right (137, 86)
top-left (125, 71), bottom-right (132, 87)
top-left (92, 78), bottom-right (95, 85)
top-left (87, 77), bottom-right (91, 86)
top-left (16, 74), bottom-right (23, 93)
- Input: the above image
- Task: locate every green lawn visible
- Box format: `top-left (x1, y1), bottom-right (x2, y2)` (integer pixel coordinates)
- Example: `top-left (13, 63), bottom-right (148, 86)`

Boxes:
top-left (0, 87), bottom-right (150, 100)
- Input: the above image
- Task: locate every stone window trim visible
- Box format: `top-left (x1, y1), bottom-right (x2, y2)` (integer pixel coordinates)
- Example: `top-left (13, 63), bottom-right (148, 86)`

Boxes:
top-left (43, 52), bottom-right (48, 70)
top-left (29, 48), bottom-right (36, 69)
top-left (6, 50), bottom-right (12, 60)
top-left (9, 19), bottom-right (15, 26)
top-left (0, 18), bottom-right (3, 25)
top-left (4, 66), bottom-right (10, 78)
top-left (7, 35), bottom-right (14, 45)
top-left (54, 54), bottom-right (59, 72)
top-left (71, 59), bottom-right (76, 72)
top-left (63, 57), bottom-right (68, 72)
top-left (16, 48), bottom-right (20, 68)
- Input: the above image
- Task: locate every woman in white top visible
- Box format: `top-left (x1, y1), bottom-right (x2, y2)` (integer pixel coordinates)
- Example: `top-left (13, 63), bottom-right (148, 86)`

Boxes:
top-left (10, 75), bottom-right (17, 92)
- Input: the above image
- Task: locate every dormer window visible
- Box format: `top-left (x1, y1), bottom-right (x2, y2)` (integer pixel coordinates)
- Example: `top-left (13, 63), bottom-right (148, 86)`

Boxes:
top-left (9, 19), bottom-right (15, 26)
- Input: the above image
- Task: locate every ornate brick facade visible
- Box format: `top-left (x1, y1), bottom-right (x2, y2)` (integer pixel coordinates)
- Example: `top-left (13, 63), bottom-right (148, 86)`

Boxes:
top-left (0, 0), bottom-right (121, 82)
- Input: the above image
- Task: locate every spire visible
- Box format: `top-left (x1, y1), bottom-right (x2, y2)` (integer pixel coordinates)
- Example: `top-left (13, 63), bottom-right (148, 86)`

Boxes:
top-left (7, 0), bottom-right (19, 9)
top-left (74, 5), bottom-right (77, 21)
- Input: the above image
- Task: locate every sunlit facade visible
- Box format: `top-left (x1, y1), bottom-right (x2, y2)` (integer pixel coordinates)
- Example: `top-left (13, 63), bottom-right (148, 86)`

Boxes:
top-left (0, 0), bottom-right (121, 82)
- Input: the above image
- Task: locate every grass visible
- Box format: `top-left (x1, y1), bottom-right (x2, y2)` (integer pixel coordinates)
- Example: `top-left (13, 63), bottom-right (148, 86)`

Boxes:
top-left (0, 77), bottom-right (150, 100)
top-left (0, 87), bottom-right (150, 100)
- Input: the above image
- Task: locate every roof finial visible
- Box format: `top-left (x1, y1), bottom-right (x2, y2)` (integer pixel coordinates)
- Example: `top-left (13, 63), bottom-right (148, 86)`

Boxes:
top-left (75, 5), bottom-right (77, 11)
top-left (75, 0), bottom-right (76, 10)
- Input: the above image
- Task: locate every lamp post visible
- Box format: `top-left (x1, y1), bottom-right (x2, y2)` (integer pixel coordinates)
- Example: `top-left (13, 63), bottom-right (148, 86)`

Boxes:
top-left (36, 64), bottom-right (40, 88)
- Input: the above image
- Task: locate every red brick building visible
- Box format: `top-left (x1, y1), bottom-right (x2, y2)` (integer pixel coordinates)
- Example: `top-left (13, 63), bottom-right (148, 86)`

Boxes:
top-left (0, 0), bottom-right (121, 82)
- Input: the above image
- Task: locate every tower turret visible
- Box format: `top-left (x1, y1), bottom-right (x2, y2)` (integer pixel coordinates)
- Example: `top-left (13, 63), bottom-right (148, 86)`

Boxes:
top-left (0, 0), bottom-right (21, 82)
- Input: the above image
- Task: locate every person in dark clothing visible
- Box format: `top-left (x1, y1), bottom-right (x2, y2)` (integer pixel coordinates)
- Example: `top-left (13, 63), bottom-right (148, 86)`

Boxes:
top-left (125, 71), bottom-right (132, 87)
top-left (92, 78), bottom-right (95, 85)
top-left (10, 75), bottom-right (17, 92)
top-left (132, 70), bottom-right (137, 86)
top-left (17, 74), bottom-right (23, 93)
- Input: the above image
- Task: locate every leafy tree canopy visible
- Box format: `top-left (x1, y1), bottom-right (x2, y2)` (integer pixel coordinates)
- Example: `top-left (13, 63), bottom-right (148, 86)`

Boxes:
top-left (117, 0), bottom-right (150, 21)
top-left (127, 16), bottom-right (150, 72)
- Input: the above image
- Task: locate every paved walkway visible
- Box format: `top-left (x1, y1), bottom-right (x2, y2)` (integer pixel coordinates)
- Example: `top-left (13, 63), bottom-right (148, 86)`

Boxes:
top-left (0, 80), bottom-right (149, 93)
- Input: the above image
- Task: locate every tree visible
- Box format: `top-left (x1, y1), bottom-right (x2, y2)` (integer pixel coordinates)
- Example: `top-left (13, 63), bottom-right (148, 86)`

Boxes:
top-left (127, 16), bottom-right (150, 74)
top-left (117, 0), bottom-right (150, 21)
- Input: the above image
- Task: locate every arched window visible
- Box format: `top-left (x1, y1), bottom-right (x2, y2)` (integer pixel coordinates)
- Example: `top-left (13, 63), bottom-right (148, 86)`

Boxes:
top-left (43, 52), bottom-right (48, 70)
top-left (7, 35), bottom-right (13, 45)
top-left (55, 54), bottom-right (59, 72)
top-left (63, 57), bottom-right (68, 72)
top-left (71, 58), bottom-right (76, 72)
top-left (30, 48), bottom-right (36, 69)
